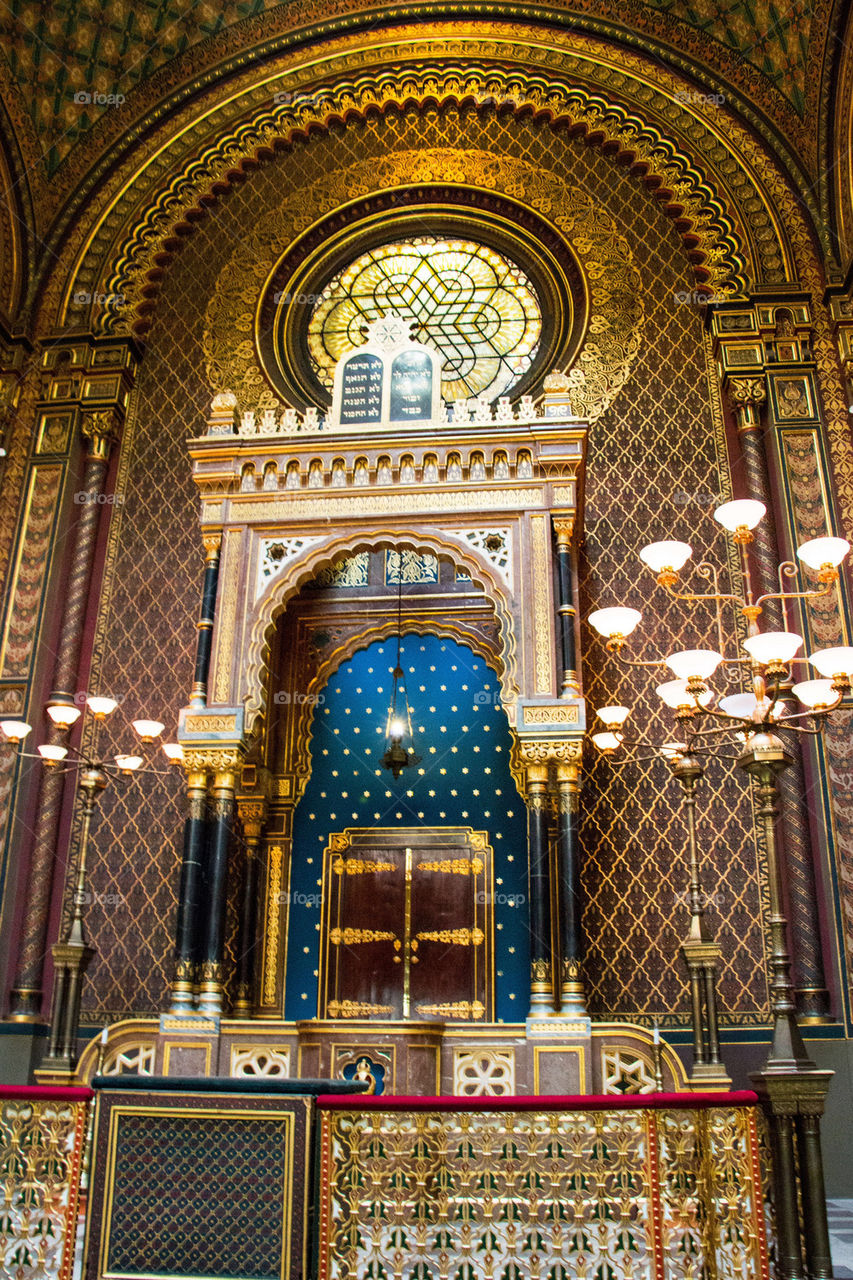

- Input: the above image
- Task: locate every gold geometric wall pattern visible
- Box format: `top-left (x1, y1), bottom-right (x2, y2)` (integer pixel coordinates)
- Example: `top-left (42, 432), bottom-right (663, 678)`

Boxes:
top-left (202, 143), bottom-right (644, 422)
top-left (68, 34), bottom-right (800, 334)
top-left (66, 89), bottom-right (771, 1018)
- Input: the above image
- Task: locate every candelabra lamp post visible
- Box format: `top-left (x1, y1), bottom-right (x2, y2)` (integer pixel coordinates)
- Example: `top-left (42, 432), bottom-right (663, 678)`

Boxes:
top-left (668, 748), bottom-right (730, 1090)
top-left (1, 698), bottom-right (182, 1077)
top-left (588, 499), bottom-right (850, 1280)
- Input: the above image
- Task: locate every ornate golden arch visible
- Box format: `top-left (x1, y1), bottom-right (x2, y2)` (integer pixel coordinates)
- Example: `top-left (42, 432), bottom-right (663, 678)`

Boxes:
top-left (285, 616), bottom-right (510, 802)
top-left (242, 527), bottom-right (520, 739)
top-left (37, 24), bottom-right (806, 337)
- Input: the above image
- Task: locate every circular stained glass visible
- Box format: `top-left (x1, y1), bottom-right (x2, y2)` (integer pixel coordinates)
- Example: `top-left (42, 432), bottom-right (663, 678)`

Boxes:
top-left (307, 238), bottom-right (543, 402)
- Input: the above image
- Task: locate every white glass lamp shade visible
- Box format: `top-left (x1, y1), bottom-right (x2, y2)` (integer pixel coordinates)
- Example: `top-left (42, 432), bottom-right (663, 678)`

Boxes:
top-left (115, 754), bottom-right (143, 772)
top-left (588, 607), bottom-right (642, 639)
top-left (713, 499), bottom-right (766, 532)
top-left (639, 541), bottom-right (692, 574)
top-left (791, 679), bottom-right (837, 709)
top-left (717, 692), bottom-right (787, 722)
top-left (131, 719), bottom-right (164, 742)
top-left (46, 701), bottom-right (81, 728)
top-left (597, 705), bottom-right (631, 728)
top-left (0, 720), bottom-right (32, 743)
top-left (38, 743), bottom-right (68, 763)
top-left (665, 649), bottom-right (723, 682)
top-left (655, 680), bottom-right (713, 710)
top-left (591, 731), bottom-right (622, 753)
top-left (86, 695), bottom-right (118, 718)
top-left (659, 741), bottom-right (688, 759)
top-left (808, 647), bottom-right (853, 680)
top-left (388, 716), bottom-right (407, 738)
top-left (162, 742), bottom-right (184, 762)
top-left (796, 537), bottom-right (850, 571)
top-left (742, 631), bottom-right (803, 665)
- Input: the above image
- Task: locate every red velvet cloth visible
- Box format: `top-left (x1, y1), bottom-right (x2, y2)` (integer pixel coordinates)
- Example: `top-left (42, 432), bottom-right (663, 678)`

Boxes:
top-left (317, 1090), bottom-right (760, 1111)
top-left (0, 1085), bottom-right (94, 1101)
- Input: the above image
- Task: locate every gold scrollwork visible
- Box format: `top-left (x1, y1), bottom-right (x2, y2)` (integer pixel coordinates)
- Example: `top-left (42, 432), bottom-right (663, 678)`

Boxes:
top-left (415, 928), bottom-right (484, 946)
top-left (333, 857), bottom-right (395, 875)
top-left (329, 928), bottom-right (397, 945)
top-left (263, 845), bottom-right (284, 1005)
top-left (417, 858), bottom-right (484, 875)
top-left (415, 1000), bottom-right (485, 1019)
top-left (530, 516), bottom-right (551, 694)
top-left (328, 1000), bottom-right (394, 1018)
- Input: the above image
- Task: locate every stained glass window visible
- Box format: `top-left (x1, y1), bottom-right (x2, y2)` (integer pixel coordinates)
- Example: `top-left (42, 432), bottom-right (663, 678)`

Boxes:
top-left (307, 238), bottom-right (543, 402)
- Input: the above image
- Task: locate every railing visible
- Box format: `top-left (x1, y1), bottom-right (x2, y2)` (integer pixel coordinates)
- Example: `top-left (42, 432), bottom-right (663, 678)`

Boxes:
top-left (316, 1091), bottom-right (772, 1280)
top-left (0, 1085), bottom-right (92, 1280)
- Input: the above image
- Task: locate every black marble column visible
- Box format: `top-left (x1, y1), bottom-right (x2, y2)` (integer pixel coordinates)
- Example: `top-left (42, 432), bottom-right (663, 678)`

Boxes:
top-left (553, 518), bottom-right (579, 697)
top-left (555, 759), bottom-right (586, 1014)
top-left (198, 762), bottom-right (237, 1014)
top-left (234, 799), bottom-right (266, 1017)
top-left (170, 762), bottom-right (209, 1012)
top-left (190, 536), bottom-right (222, 708)
top-left (525, 762), bottom-right (552, 1015)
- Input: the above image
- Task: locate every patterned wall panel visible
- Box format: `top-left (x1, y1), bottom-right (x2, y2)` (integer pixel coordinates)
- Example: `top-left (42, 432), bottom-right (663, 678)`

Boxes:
top-left (0, 1089), bottom-right (89, 1280)
top-left (576, 167), bottom-right (767, 1022)
top-left (78, 106), bottom-right (764, 1020)
top-left (86, 1090), bottom-right (310, 1280)
top-left (317, 1101), bottom-right (770, 1280)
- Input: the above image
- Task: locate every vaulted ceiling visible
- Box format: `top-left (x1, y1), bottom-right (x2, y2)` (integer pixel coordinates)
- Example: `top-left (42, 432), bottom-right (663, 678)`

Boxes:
top-left (0, 0), bottom-right (850, 328)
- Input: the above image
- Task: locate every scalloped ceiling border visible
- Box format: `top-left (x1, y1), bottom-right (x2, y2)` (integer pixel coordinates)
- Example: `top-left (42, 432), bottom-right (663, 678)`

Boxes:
top-left (93, 72), bottom-right (747, 336)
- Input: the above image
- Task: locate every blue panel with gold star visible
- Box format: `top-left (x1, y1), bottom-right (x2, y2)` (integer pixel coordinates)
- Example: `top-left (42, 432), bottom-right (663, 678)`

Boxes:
top-left (285, 635), bottom-right (529, 1020)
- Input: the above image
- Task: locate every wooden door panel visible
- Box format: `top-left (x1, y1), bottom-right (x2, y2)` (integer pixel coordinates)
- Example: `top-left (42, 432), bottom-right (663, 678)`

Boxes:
top-left (320, 829), bottom-right (493, 1022)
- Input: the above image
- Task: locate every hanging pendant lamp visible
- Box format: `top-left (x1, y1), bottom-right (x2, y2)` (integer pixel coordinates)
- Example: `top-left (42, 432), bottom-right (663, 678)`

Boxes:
top-left (381, 554), bottom-right (423, 780)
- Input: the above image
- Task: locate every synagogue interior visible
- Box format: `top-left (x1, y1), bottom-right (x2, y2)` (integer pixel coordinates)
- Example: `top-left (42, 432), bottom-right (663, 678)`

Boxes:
top-left (1, 1), bottom-right (853, 1276)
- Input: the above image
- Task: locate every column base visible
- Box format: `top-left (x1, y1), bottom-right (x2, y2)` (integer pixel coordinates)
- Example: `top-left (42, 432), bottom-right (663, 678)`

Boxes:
top-left (527, 1013), bottom-right (591, 1038)
top-left (7, 987), bottom-right (43, 1022)
top-left (686, 1060), bottom-right (733, 1091)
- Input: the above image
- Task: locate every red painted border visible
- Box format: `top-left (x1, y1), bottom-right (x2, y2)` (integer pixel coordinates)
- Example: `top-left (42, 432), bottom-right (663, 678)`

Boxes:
top-left (0, 1086), bottom-right (94, 1100)
top-left (317, 1090), bottom-right (759, 1111)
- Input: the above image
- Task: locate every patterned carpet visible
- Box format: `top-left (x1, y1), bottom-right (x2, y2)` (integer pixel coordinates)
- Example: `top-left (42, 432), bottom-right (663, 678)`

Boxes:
top-left (829, 1200), bottom-right (853, 1278)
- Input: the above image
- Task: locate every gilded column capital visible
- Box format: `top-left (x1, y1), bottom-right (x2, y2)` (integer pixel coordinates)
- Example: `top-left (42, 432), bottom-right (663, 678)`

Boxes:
top-left (518, 738), bottom-right (583, 767)
top-left (725, 375), bottom-right (767, 431)
top-left (552, 516), bottom-right (576, 548)
top-left (236, 796), bottom-right (268, 842)
top-left (202, 533), bottom-right (222, 562)
top-left (182, 746), bottom-right (244, 773)
top-left (81, 409), bottom-right (121, 461)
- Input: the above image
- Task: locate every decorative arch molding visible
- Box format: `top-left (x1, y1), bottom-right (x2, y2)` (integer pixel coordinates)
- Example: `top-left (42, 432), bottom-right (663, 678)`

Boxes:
top-left (242, 528), bottom-right (520, 739)
top-left (38, 24), bottom-right (807, 335)
top-left (200, 150), bottom-right (644, 421)
top-left (0, 101), bottom-right (32, 324)
top-left (287, 616), bottom-right (509, 803)
top-left (92, 72), bottom-right (750, 337)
